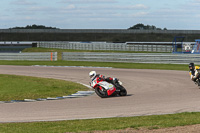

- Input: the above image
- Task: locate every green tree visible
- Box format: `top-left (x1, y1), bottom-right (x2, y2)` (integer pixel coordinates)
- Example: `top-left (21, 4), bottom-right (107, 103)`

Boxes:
top-left (129, 23), bottom-right (145, 29)
top-left (128, 23), bottom-right (167, 30)
top-left (10, 24), bottom-right (58, 29)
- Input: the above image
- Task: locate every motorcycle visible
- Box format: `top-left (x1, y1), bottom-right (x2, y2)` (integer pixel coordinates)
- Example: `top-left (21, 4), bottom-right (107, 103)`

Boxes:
top-left (195, 69), bottom-right (200, 88)
top-left (90, 77), bottom-right (127, 98)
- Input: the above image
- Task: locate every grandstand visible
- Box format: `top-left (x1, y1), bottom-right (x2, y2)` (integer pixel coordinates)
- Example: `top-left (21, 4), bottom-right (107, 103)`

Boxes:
top-left (191, 39), bottom-right (200, 54)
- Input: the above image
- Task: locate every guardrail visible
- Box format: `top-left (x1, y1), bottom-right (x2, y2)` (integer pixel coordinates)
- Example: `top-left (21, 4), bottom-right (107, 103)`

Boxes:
top-left (38, 42), bottom-right (172, 52)
top-left (0, 52), bottom-right (57, 61)
top-left (62, 52), bottom-right (200, 64)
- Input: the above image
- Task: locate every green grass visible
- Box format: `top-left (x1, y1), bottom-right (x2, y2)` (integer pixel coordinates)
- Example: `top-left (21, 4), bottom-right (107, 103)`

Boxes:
top-left (0, 74), bottom-right (88, 101)
top-left (0, 60), bottom-right (188, 71)
top-left (1, 112), bottom-right (200, 133)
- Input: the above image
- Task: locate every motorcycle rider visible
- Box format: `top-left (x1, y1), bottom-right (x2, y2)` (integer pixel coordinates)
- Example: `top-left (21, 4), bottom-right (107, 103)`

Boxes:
top-left (189, 63), bottom-right (200, 83)
top-left (89, 71), bottom-right (119, 89)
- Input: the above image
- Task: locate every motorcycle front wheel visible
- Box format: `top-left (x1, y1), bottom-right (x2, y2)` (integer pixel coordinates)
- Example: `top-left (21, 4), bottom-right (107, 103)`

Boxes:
top-left (95, 87), bottom-right (108, 98)
top-left (118, 86), bottom-right (127, 96)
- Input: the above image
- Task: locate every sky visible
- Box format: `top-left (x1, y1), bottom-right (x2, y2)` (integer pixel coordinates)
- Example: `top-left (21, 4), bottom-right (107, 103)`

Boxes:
top-left (0, 0), bottom-right (200, 29)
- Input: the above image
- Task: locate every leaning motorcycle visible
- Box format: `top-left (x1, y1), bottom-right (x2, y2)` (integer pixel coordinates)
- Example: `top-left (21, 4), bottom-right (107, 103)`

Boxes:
top-left (195, 69), bottom-right (200, 89)
top-left (90, 77), bottom-right (127, 98)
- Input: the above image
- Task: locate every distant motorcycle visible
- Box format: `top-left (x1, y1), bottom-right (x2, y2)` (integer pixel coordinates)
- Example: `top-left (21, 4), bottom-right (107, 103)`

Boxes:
top-left (194, 69), bottom-right (200, 89)
top-left (90, 77), bottom-right (127, 98)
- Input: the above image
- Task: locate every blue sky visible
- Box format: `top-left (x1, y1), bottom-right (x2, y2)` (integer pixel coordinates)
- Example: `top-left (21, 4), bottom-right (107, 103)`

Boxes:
top-left (0, 0), bottom-right (199, 29)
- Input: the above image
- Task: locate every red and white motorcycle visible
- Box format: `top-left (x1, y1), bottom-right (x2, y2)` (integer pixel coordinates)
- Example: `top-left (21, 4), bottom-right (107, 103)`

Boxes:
top-left (90, 77), bottom-right (127, 98)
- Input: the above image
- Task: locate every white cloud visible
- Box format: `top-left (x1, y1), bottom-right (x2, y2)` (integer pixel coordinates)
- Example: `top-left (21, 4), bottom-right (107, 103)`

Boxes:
top-left (10, 0), bottom-right (37, 5)
top-left (65, 4), bottom-right (76, 10)
top-left (11, 6), bottom-right (57, 16)
top-left (9, 2), bottom-right (149, 19)
top-left (193, 0), bottom-right (200, 3)
top-left (59, 0), bottom-right (117, 4)
top-left (77, 4), bottom-right (148, 10)
top-left (59, 4), bottom-right (148, 13)
top-left (109, 4), bottom-right (148, 10)
top-left (130, 12), bottom-right (148, 17)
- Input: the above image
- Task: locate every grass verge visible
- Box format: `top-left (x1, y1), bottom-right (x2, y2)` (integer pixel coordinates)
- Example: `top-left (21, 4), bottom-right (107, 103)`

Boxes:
top-left (0, 74), bottom-right (88, 101)
top-left (0, 60), bottom-right (188, 71)
top-left (1, 112), bottom-right (200, 133)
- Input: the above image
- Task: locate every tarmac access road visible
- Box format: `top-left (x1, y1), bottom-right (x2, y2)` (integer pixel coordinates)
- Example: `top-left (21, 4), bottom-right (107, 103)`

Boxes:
top-left (0, 65), bottom-right (200, 123)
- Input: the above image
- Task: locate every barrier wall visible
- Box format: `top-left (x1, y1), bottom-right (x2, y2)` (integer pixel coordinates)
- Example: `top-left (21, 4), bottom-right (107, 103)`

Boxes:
top-left (62, 52), bottom-right (199, 64)
top-left (38, 42), bottom-right (172, 52)
top-left (0, 52), bottom-right (57, 61)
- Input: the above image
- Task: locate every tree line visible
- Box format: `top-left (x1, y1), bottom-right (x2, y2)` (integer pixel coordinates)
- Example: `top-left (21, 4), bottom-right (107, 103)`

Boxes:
top-left (128, 23), bottom-right (167, 30)
top-left (10, 24), bottom-right (58, 29)
top-left (9, 23), bottom-right (167, 30)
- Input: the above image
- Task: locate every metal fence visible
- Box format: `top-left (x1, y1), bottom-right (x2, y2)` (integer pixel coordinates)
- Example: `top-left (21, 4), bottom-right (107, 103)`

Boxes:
top-left (62, 52), bottom-right (200, 64)
top-left (0, 52), bottom-right (57, 61)
top-left (2, 51), bottom-right (199, 64)
top-left (38, 42), bottom-right (172, 52)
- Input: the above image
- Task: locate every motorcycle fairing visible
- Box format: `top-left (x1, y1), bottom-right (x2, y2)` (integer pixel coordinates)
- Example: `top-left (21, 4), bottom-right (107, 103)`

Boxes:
top-left (98, 81), bottom-right (113, 90)
top-left (98, 81), bottom-right (116, 96)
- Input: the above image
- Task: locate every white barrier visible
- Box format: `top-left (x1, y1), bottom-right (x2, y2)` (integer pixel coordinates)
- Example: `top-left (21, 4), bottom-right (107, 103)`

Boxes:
top-left (62, 52), bottom-right (200, 64)
top-left (0, 52), bottom-right (57, 61)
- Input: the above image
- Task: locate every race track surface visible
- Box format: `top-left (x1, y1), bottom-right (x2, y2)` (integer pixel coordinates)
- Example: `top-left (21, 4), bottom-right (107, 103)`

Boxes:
top-left (0, 65), bottom-right (200, 123)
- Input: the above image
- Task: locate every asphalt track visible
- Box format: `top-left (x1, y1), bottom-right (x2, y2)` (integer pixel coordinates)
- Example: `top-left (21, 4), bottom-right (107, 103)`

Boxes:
top-left (0, 65), bottom-right (200, 123)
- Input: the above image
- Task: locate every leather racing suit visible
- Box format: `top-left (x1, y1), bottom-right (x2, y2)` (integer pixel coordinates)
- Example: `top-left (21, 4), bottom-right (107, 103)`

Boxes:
top-left (189, 66), bottom-right (200, 82)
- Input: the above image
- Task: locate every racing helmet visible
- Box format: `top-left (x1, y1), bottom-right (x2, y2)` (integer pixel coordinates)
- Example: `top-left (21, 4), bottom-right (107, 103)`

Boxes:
top-left (89, 71), bottom-right (96, 79)
top-left (189, 63), bottom-right (195, 70)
